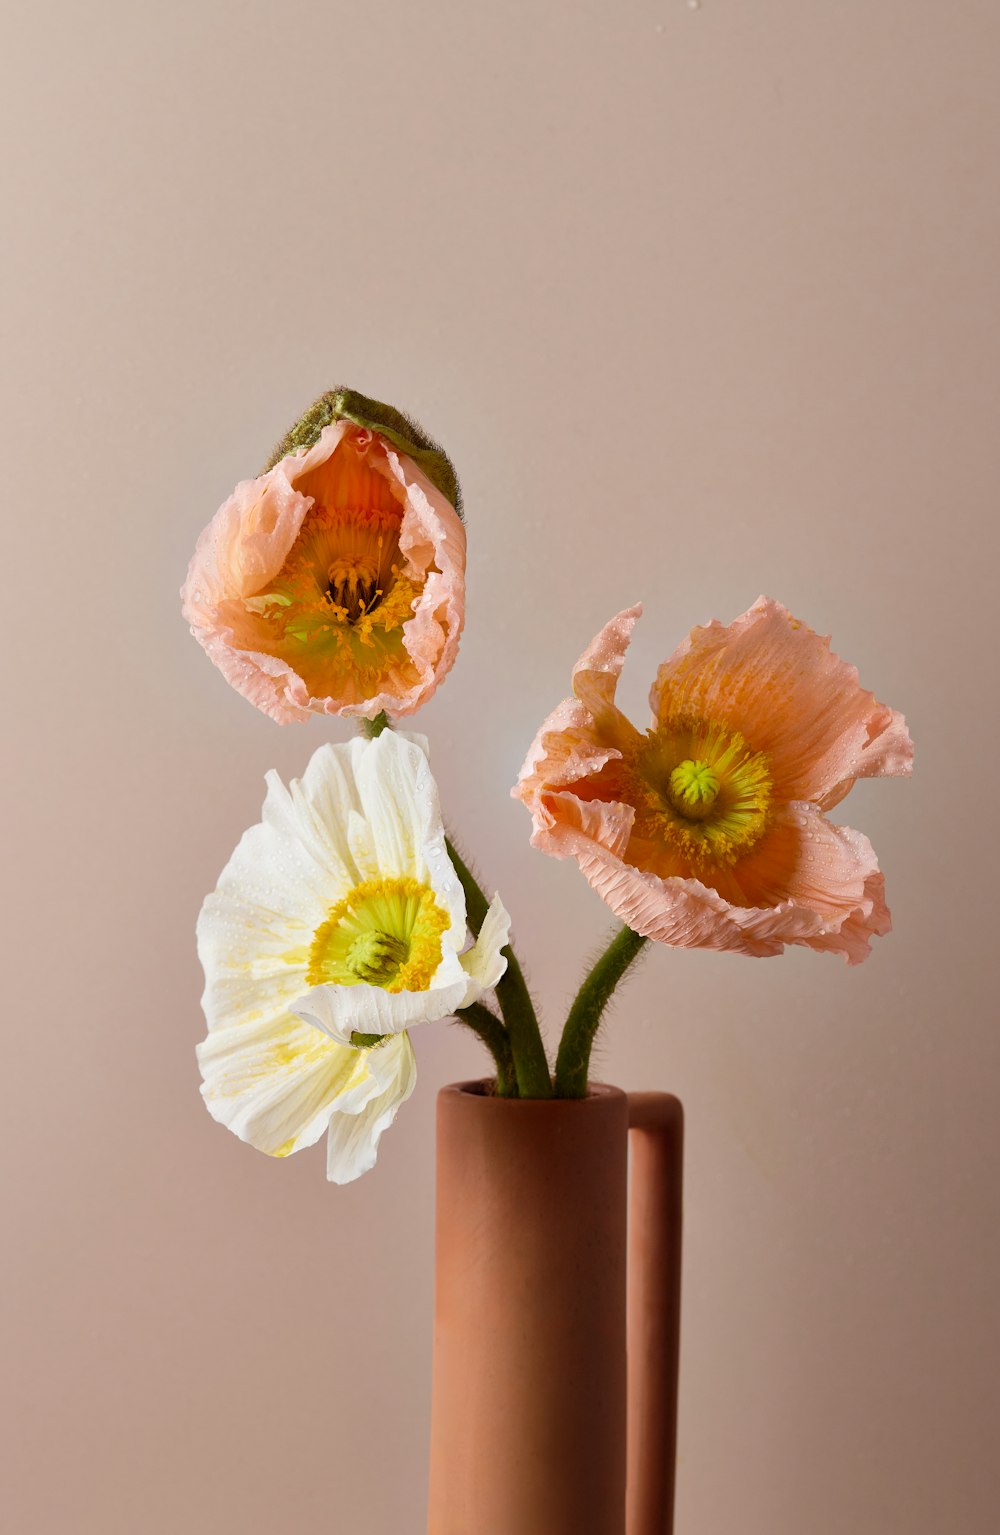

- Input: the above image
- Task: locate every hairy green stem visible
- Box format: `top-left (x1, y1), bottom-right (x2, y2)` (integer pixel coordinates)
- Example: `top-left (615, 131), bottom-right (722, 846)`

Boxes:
top-left (360, 711), bottom-right (390, 738)
top-left (455, 1001), bottom-right (517, 1097)
top-left (555, 924), bottom-right (648, 1098)
top-left (445, 837), bottom-right (552, 1099)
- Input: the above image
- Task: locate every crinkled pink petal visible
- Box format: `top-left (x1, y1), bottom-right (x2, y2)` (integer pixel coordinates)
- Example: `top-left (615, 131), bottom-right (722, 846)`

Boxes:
top-left (513, 605), bottom-right (644, 837)
top-left (182, 422), bottom-right (351, 618)
top-left (798, 870), bottom-right (891, 964)
top-left (545, 823), bottom-right (778, 955)
top-left (535, 798), bottom-right (889, 963)
top-left (529, 787), bottom-right (635, 861)
top-left (570, 603), bottom-right (643, 726)
top-left (357, 444), bottom-right (467, 719)
top-left (705, 806), bottom-right (889, 963)
top-left (191, 628), bottom-right (315, 725)
top-left (181, 424), bottom-right (466, 723)
top-left (514, 697), bottom-right (627, 820)
top-left (708, 804), bottom-right (876, 911)
top-left (650, 596), bottom-right (913, 808)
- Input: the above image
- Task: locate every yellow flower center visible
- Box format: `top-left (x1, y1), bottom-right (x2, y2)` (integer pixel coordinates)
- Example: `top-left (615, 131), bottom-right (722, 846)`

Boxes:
top-left (239, 507), bottom-right (427, 708)
top-left (230, 438), bottom-right (439, 705)
top-left (307, 876), bottom-right (450, 994)
top-left (628, 715), bottom-right (772, 869)
top-left (249, 505), bottom-right (423, 652)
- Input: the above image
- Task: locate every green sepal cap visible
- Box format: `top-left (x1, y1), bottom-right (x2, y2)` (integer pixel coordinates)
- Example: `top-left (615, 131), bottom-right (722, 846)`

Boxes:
top-left (262, 387), bottom-right (462, 517)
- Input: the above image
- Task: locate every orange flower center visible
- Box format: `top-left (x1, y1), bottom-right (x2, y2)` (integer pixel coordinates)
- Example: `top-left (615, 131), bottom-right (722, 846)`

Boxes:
top-left (627, 715), bottom-right (773, 869)
top-left (235, 436), bottom-right (430, 705)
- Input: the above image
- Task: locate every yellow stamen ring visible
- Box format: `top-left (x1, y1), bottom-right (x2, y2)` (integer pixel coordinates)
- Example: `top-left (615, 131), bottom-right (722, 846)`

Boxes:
top-left (628, 715), bottom-right (773, 869)
top-left (247, 506), bottom-right (425, 678)
top-left (307, 876), bottom-right (450, 994)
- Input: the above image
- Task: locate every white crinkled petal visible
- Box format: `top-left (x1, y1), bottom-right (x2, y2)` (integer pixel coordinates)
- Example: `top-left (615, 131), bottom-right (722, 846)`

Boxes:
top-left (392, 730), bottom-right (430, 759)
top-left (326, 1034), bottom-right (418, 1184)
top-left (459, 893), bottom-right (511, 1004)
top-left (197, 801), bottom-right (327, 1032)
top-left (355, 731), bottom-right (436, 879)
top-left (286, 741), bottom-right (366, 886)
top-left (197, 1010), bottom-right (376, 1157)
top-left (347, 808), bottom-right (379, 881)
top-left (292, 972), bottom-right (470, 1044)
top-left (353, 732), bottom-right (468, 949)
top-left (197, 889), bottom-right (311, 1033)
top-left (212, 772), bottom-right (338, 932)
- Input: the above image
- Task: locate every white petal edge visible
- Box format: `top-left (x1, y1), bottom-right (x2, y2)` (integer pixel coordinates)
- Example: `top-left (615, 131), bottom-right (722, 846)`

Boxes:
top-left (292, 972), bottom-right (471, 1044)
top-left (326, 1034), bottom-right (418, 1184)
top-left (353, 734), bottom-right (467, 943)
top-left (197, 1012), bottom-right (377, 1157)
top-left (459, 893), bottom-right (511, 1003)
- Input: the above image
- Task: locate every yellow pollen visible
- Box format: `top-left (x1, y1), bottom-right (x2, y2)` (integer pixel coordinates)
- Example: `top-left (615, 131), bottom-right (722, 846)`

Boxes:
top-left (241, 504), bottom-right (428, 701)
top-left (624, 714), bottom-right (774, 870)
top-left (668, 759), bottom-right (719, 820)
top-left (307, 876), bottom-right (450, 993)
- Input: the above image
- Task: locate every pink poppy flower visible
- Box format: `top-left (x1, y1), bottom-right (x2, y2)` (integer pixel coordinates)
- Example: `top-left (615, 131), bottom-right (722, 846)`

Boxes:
top-left (182, 405), bottom-right (465, 723)
top-left (514, 599), bottom-right (913, 963)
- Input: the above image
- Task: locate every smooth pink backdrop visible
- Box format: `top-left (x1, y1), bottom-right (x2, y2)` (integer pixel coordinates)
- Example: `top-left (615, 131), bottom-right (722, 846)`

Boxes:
top-left (3, 3), bottom-right (998, 1532)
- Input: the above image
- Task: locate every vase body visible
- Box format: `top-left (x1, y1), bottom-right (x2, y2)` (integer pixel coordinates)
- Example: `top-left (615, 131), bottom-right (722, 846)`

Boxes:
top-left (427, 1081), bottom-right (682, 1535)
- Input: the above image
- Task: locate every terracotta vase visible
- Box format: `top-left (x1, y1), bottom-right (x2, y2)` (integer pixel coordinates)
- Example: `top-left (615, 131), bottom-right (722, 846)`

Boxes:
top-left (427, 1081), bottom-right (683, 1535)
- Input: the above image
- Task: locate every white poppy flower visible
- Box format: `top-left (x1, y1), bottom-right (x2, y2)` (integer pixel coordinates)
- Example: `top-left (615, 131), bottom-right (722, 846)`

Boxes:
top-left (196, 731), bottom-right (510, 1184)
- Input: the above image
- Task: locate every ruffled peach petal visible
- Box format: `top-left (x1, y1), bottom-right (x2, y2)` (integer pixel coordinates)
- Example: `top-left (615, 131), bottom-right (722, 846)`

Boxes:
top-left (709, 804), bottom-right (876, 910)
top-left (650, 597), bottom-right (913, 807)
top-left (550, 824), bottom-right (780, 955)
top-left (701, 805), bottom-right (888, 963)
top-left (816, 713), bottom-right (912, 812)
top-left (513, 607), bottom-right (646, 840)
top-left (529, 789), bottom-right (888, 963)
top-left (529, 788), bottom-right (635, 861)
top-left (571, 604), bottom-right (641, 712)
top-left (358, 445), bottom-right (467, 719)
top-left (513, 697), bottom-right (627, 822)
top-left (798, 871), bottom-right (891, 964)
top-left (193, 628), bottom-right (314, 725)
top-left (571, 604), bottom-right (644, 752)
top-left (183, 422), bottom-right (352, 619)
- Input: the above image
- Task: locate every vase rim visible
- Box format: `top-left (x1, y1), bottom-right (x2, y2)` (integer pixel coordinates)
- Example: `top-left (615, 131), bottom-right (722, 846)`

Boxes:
top-left (440, 1078), bottom-right (626, 1107)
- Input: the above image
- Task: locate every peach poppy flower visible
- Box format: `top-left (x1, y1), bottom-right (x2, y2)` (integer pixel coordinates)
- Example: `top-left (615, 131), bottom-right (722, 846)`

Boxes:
top-left (182, 408), bottom-right (465, 723)
top-left (514, 599), bottom-right (913, 964)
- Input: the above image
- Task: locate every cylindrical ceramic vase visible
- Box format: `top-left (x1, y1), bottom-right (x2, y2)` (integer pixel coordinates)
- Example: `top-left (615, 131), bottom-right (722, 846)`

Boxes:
top-left (427, 1081), bottom-right (683, 1535)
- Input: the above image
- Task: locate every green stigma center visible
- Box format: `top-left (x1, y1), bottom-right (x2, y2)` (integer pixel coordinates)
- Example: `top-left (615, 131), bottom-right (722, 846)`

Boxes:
top-left (668, 759), bottom-right (720, 820)
top-left (345, 929), bottom-right (409, 984)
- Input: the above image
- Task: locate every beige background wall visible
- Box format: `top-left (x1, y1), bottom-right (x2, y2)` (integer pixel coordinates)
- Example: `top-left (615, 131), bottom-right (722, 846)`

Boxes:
top-left (3, 2), bottom-right (998, 1531)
